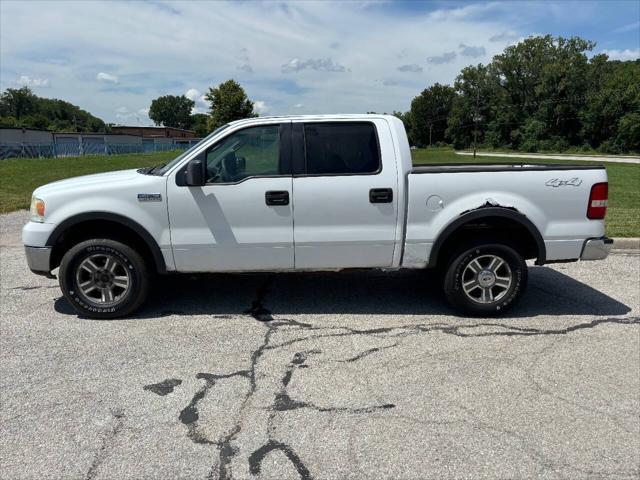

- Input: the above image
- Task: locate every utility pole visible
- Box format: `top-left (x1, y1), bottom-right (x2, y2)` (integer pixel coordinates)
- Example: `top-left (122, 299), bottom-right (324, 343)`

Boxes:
top-left (429, 123), bottom-right (433, 148)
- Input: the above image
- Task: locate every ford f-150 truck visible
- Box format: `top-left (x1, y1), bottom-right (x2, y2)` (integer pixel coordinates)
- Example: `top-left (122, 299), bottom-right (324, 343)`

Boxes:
top-left (23, 114), bottom-right (612, 318)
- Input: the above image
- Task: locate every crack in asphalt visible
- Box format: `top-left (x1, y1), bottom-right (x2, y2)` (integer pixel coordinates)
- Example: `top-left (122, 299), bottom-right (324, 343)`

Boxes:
top-left (337, 342), bottom-right (400, 363)
top-left (143, 378), bottom-right (182, 396)
top-left (141, 279), bottom-right (640, 479)
top-left (267, 316), bottom-right (640, 353)
top-left (248, 440), bottom-right (312, 479)
top-left (178, 371), bottom-right (251, 446)
top-left (84, 408), bottom-right (125, 480)
top-left (273, 350), bottom-right (395, 415)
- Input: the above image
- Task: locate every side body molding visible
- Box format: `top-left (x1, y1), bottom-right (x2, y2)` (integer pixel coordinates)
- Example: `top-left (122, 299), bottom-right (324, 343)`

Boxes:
top-left (427, 207), bottom-right (547, 267)
top-left (45, 212), bottom-right (167, 274)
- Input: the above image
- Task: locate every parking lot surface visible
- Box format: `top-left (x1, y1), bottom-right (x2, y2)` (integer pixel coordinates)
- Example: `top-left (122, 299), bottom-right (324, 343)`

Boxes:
top-left (1, 211), bottom-right (639, 479)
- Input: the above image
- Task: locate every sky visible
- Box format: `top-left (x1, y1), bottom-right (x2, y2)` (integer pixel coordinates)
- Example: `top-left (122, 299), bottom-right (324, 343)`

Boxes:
top-left (1, 0), bottom-right (639, 126)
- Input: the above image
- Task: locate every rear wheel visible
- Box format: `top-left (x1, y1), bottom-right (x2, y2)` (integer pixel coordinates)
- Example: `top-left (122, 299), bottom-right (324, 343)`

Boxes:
top-left (443, 242), bottom-right (527, 316)
top-left (59, 239), bottom-right (149, 319)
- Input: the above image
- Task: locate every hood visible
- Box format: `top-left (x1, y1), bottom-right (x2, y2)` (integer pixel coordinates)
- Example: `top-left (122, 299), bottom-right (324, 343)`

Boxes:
top-left (34, 169), bottom-right (143, 196)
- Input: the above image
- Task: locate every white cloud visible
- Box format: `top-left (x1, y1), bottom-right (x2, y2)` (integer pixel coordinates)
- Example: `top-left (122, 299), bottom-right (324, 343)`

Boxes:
top-left (427, 52), bottom-right (457, 64)
top-left (459, 43), bottom-right (486, 58)
top-left (16, 75), bottom-right (49, 87)
top-left (397, 64), bottom-right (423, 73)
top-left (489, 31), bottom-right (519, 42)
top-left (116, 106), bottom-right (129, 113)
top-left (254, 100), bottom-right (269, 114)
top-left (96, 72), bottom-right (118, 84)
top-left (281, 57), bottom-right (347, 73)
top-left (185, 88), bottom-right (202, 102)
top-left (293, 103), bottom-right (304, 109)
top-left (601, 49), bottom-right (640, 61)
top-left (185, 88), bottom-right (208, 114)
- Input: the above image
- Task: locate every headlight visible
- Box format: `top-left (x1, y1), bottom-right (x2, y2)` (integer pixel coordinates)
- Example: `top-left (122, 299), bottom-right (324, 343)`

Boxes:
top-left (30, 196), bottom-right (45, 223)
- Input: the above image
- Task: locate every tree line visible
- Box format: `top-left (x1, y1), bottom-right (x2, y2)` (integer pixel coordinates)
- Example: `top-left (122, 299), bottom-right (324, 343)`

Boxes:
top-left (0, 87), bottom-right (106, 132)
top-left (398, 35), bottom-right (639, 153)
top-left (1, 35), bottom-right (637, 152)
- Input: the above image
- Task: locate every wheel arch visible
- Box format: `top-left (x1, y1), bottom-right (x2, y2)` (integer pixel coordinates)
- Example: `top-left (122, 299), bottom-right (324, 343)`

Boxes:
top-left (46, 212), bottom-right (167, 274)
top-left (428, 207), bottom-right (546, 268)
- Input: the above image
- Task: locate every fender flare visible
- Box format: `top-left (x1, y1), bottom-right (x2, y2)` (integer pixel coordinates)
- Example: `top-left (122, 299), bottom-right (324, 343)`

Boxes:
top-left (46, 212), bottom-right (167, 274)
top-left (428, 207), bottom-right (546, 267)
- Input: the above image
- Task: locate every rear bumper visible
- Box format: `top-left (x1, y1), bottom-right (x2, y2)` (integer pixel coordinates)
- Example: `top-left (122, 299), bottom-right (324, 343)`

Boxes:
top-left (580, 236), bottom-right (613, 261)
top-left (25, 246), bottom-right (52, 275)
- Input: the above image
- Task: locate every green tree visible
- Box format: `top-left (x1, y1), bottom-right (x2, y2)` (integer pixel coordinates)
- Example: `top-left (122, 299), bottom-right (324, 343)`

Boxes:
top-left (441, 35), bottom-right (640, 152)
top-left (205, 79), bottom-right (257, 130)
top-left (0, 87), bottom-right (106, 132)
top-left (20, 114), bottom-right (50, 130)
top-left (392, 110), bottom-right (414, 145)
top-left (581, 58), bottom-right (640, 151)
top-left (613, 112), bottom-right (640, 152)
top-left (148, 95), bottom-right (195, 129)
top-left (409, 83), bottom-right (456, 147)
top-left (190, 113), bottom-right (210, 137)
top-left (446, 64), bottom-right (499, 149)
top-left (0, 87), bottom-right (38, 119)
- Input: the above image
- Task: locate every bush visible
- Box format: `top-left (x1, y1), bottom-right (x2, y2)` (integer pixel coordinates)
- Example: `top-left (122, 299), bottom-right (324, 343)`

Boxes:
top-left (599, 140), bottom-right (621, 154)
top-left (615, 112), bottom-right (640, 153)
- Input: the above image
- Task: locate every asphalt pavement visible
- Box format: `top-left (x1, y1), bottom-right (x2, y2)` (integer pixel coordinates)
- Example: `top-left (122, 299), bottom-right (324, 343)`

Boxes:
top-left (1, 210), bottom-right (639, 479)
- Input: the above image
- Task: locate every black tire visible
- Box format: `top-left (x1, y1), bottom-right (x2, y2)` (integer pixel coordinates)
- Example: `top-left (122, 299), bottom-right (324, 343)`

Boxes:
top-left (59, 239), bottom-right (150, 319)
top-left (443, 242), bottom-right (528, 316)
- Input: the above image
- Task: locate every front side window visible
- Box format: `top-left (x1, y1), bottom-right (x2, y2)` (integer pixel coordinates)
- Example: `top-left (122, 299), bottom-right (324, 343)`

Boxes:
top-left (304, 122), bottom-right (380, 175)
top-left (205, 125), bottom-right (280, 183)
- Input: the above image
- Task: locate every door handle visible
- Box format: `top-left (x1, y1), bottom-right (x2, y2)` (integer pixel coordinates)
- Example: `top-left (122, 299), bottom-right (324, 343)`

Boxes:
top-left (369, 188), bottom-right (393, 203)
top-left (265, 190), bottom-right (290, 206)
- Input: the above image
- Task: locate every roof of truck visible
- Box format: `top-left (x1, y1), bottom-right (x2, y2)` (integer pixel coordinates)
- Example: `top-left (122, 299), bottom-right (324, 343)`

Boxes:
top-left (228, 113), bottom-right (397, 124)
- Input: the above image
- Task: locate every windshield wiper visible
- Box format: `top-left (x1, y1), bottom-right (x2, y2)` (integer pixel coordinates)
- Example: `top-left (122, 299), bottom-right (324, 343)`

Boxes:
top-left (139, 163), bottom-right (166, 175)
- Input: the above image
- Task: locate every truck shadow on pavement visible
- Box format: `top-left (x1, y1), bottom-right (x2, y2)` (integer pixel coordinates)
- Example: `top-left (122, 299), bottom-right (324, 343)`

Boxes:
top-left (54, 266), bottom-right (631, 319)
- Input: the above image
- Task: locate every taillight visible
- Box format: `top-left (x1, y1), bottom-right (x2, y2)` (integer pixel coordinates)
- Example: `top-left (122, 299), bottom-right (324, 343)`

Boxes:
top-left (587, 182), bottom-right (608, 219)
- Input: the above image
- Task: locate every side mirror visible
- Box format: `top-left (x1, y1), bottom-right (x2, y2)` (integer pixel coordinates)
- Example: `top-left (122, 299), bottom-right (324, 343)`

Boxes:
top-left (185, 159), bottom-right (205, 186)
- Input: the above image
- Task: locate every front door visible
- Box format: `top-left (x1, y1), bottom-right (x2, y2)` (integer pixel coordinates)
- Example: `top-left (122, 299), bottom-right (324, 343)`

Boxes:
top-left (291, 120), bottom-right (399, 269)
top-left (167, 123), bottom-right (294, 272)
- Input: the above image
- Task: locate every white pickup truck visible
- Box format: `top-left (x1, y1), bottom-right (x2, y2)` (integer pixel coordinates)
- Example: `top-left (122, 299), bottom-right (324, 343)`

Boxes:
top-left (23, 114), bottom-right (612, 318)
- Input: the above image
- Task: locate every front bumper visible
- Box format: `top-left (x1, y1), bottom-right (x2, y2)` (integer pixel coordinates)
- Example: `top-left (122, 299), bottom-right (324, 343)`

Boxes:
top-left (25, 246), bottom-right (52, 275)
top-left (580, 236), bottom-right (613, 261)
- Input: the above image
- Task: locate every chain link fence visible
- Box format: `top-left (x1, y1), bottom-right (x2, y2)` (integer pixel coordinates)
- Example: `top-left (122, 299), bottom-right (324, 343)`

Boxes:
top-left (0, 140), bottom-right (200, 160)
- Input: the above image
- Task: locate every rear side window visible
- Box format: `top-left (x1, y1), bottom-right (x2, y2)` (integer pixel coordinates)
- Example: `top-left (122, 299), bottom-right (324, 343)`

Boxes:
top-left (303, 122), bottom-right (380, 175)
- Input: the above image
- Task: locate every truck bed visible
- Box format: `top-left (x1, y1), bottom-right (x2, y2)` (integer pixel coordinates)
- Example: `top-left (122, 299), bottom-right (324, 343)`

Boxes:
top-left (402, 163), bottom-right (608, 268)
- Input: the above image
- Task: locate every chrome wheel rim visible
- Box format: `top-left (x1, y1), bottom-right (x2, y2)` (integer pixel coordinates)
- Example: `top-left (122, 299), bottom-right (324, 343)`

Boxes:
top-left (75, 253), bottom-right (131, 306)
top-left (462, 254), bottom-right (512, 304)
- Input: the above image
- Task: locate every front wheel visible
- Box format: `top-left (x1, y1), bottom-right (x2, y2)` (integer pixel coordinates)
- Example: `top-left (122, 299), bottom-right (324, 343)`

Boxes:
top-left (443, 243), bottom-right (528, 316)
top-left (59, 239), bottom-right (150, 319)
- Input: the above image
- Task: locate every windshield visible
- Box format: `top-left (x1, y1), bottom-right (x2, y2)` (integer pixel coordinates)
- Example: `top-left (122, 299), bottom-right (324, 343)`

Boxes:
top-left (150, 123), bottom-right (231, 175)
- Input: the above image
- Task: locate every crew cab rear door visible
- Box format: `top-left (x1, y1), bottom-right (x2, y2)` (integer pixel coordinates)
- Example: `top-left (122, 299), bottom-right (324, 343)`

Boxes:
top-left (291, 120), bottom-right (399, 269)
top-left (167, 122), bottom-right (294, 272)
